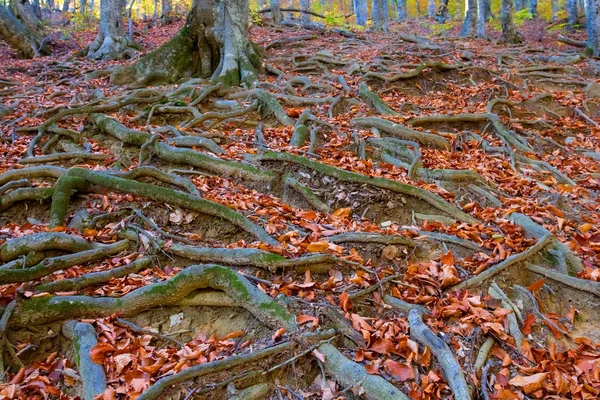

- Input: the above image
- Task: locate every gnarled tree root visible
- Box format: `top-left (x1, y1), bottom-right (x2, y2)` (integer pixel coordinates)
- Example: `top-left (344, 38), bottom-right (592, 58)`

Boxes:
top-left (351, 117), bottom-right (450, 149)
top-left (62, 321), bottom-right (107, 400)
top-left (137, 329), bottom-right (334, 400)
top-left (252, 151), bottom-right (477, 223)
top-left (0, 187), bottom-right (54, 212)
top-left (327, 232), bottom-right (416, 247)
top-left (358, 83), bottom-right (399, 116)
top-left (384, 294), bottom-right (430, 314)
top-left (283, 174), bottom-right (329, 213)
top-left (0, 232), bottom-right (94, 262)
top-left (525, 263), bottom-right (600, 297)
top-left (11, 264), bottom-right (297, 331)
top-left (0, 166), bottom-right (66, 186)
top-left (408, 309), bottom-right (471, 400)
top-left (488, 285), bottom-right (523, 349)
top-left (363, 62), bottom-right (458, 82)
top-left (317, 343), bottom-right (410, 400)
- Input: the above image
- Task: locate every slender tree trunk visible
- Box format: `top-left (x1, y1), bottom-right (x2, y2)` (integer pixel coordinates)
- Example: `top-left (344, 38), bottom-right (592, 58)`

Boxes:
top-left (62, 0), bottom-right (69, 11)
top-left (529, 0), bottom-right (536, 17)
top-left (586, 0), bottom-right (599, 55)
top-left (111, 0), bottom-right (261, 87)
top-left (31, 0), bottom-right (40, 16)
top-left (0, 4), bottom-right (46, 57)
top-left (371, 0), bottom-right (387, 31)
top-left (161, 0), bottom-right (171, 24)
top-left (460, 0), bottom-right (476, 36)
top-left (354, 0), bottom-right (367, 24)
top-left (300, 0), bottom-right (310, 24)
top-left (416, 0), bottom-right (420, 15)
top-left (270, 0), bottom-right (282, 23)
top-left (80, 0), bottom-right (86, 14)
top-left (568, 0), bottom-right (578, 25)
top-left (476, 0), bottom-right (485, 36)
top-left (501, 0), bottom-right (519, 43)
top-left (87, 0), bottom-right (130, 59)
top-left (551, 0), bottom-right (558, 20)
top-left (427, 0), bottom-right (435, 17)
top-left (397, 0), bottom-right (406, 20)
top-left (47, 0), bottom-right (53, 10)
top-left (484, 0), bottom-right (491, 18)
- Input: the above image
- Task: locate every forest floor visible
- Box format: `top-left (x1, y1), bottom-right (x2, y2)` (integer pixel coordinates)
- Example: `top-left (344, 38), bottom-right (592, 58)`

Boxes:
top-left (0, 16), bottom-right (600, 400)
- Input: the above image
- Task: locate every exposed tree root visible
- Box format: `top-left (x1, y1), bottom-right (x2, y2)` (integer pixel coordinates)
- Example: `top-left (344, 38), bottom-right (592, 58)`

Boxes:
top-left (0, 232), bottom-right (94, 262)
top-left (525, 263), bottom-right (600, 297)
top-left (488, 284), bottom-right (524, 349)
top-left (351, 117), bottom-right (451, 149)
top-left (363, 62), bottom-right (459, 82)
top-left (252, 151), bottom-right (477, 223)
top-left (327, 232), bottom-right (416, 247)
top-left (111, 166), bottom-right (200, 196)
top-left (0, 187), bottom-right (54, 212)
top-left (50, 175), bottom-right (89, 228)
top-left (408, 309), bottom-right (471, 400)
top-left (384, 294), bottom-right (430, 314)
top-left (0, 165), bottom-right (66, 185)
top-left (317, 342), bottom-right (411, 400)
top-left (473, 337), bottom-right (495, 371)
top-left (62, 321), bottom-right (107, 400)
top-left (36, 257), bottom-right (152, 293)
top-left (358, 83), bottom-right (399, 116)
top-left (283, 174), bottom-right (330, 213)
top-left (11, 264), bottom-right (297, 330)
top-left (137, 329), bottom-right (334, 400)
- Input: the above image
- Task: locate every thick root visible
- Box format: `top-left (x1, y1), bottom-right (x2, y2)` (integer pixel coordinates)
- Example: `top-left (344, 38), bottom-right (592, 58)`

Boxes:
top-left (0, 232), bottom-right (94, 262)
top-left (351, 117), bottom-right (451, 150)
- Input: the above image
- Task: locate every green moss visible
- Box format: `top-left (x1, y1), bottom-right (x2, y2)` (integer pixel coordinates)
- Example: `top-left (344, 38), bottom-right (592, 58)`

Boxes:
top-left (255, 252), bottom-right (287, 265)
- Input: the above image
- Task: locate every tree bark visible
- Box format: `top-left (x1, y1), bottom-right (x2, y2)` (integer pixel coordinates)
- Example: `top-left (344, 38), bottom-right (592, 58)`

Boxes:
top-left (586, 0), bottom-right (599, 56)
top-left (354, 0), bottom-right (367, 24)
top-left (62, 0), bottom-right (69, 11)
top-left (371, 0), bottom-right (387, 31)
top-left (160, 0), bottom-right (171, 24)
top-left (501, 0), bottom-right (519, 43)
top-left (0, 4), bottom-right (43, 57)
top-left (300, 0), bottom-right (310, 24)
top-left (10, 0), bottom-right (43, 35)
top-left (568, 0), bottom-right (578, 26)
top-left (396, 0), bottom-right (406, 20)
top-left (111, 0), bottom-right (261, 87)
top-left (460, 0), bottom-right (476, 37)
top-left (270, 0), bottom-right (283, 23)
top-left (427, 0), bottom-right (435, 17)
top-left (529, 0), bottom-right (536, 17)
top-left (87, 0), bottom-right (131, 59)
top-left (476, 0), bottom-right (485, 36)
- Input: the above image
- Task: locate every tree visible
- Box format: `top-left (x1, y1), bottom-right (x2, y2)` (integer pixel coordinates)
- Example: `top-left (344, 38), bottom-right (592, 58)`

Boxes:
top-left (354, 0), bottom-right (367, 25)
top-left (110, 0), bottom-right (261, 87)
top-left (161, 0), bottom-right (172, 24)
top-left (427, 0), bottom-right (435, 18)
top-left (0, 4), bottom-right (46, 57)
top-left (270, 0), bottom-right (283, 23)
top-left (586, 0), bottom-right (599, 55)
top-left (477, 0), bottom-right (485, 36)
top-left (397, 0), bottom-right (406, 21)
top-left (501, 0), bottom-right (519, 43)
top-left (87, 0), bottom-right (131, 59)
top-left (371, 0), bottom-right (388, 31)
top-left (530, 0), bottom-right (537, 17)
top-left (300, 0), bottom-right (310, 25)
top-left (460, 0), bottom-right (476, 37)
top-left (10, 0), bottom-right (44, 35)
top-left (568, 0), bottom-right (578, 26)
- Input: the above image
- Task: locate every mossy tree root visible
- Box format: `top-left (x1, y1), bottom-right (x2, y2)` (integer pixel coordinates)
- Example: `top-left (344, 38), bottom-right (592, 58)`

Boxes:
top-left (0, 187), bottom-right (54, 212)
top-left (67, 167), bottom-right (278, 245)
top-left (252, 151), bottom-right (478, 223)
top-left (358, 83), bottom-right (399, 116)
top-left (36, 257), bottom-right (152, 293)
top-left (137, 329), bottom-right (335, 400)
top-left (351, 117), bottom-right (451, 150)
top-left (317, 343), bottom-right (411, 400)
top-left (283, 174), bottom-right (330, 213)
top-left (0, 232), bottom-right (94, 262)
top-left (362, 62), bottom-right (459, 82)
top-left (0, 240), bottom-right (130, 285)
top-left (11, 264), bottom-right (297, 331)
top-left (90, 113), bottom-right (274, 183)
top-left (167, 244), bottom-right (360, 273)
top-left (488, 285), bottom-right (524, 349)
top-left (0, 166), bottom-right (66, 185)
top-left (408, 309), bottom-right (471, 400)
top-left (327, 232), bottom-right (416, 247)
top-left (49, 175), bottom-right (89, 228)
top-left (166, 136), bottom-right (225, 155)
top-left (110, 166), bottom-right (200, 196)
top-left (62, 321), bottom-right (107, 400)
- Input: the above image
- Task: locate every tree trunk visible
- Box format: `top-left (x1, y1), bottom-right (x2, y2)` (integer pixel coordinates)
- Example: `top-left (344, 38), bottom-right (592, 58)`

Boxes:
top-left (515, 0), bottom-right (521, 10)
top-left (0, 4), bottom-right (44, 57)
top-left (551, 0), bottom-right (558, 20)
top-left (460, 0), bottom-right (476, 37)
top-left (397, 0), bottom-right (406, 20)
top-left (476, 0), bottom-right (485, 36)
top-left (427, 0), bottom-right (435, 17)
top-left (484, 0), bottom-right (491, 19)
top-left (415, 0), bottom-right (420, 15)
top-left (354, 0), bottom-right (367, 24)
top-left (529, 0), bottom-right (536, 17)
top-left (87, 0), bottom-right (130, 59)
top-left (501, 0), bottom-right (519, 43)
top-left (371, 0), bottom-right (387, 31)
top-left (160, 0), bottom-right (171, 24)
top-left (568, 0), bottom-right (578, 26)
top-left (111, 0), bottom-right (261, 87)
top-left (300, 0), bottom-right (310, 24)
top-left (10, 0), bottom-right (44, 35)
top-left (270, 0), bottom-right (282, 23)
top-left (62, 0), bottom-right (69, 11)
top-left (586, 0), bottom-right (599, 55)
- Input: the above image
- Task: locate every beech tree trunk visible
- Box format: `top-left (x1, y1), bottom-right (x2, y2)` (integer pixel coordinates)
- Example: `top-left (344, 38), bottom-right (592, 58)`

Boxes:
top-left (396, 0), bottom-right (406, 20)
top-left (460, 0), bottom-right (476, 37)
top-left (87, 0), bottom-right (130, 59)
top-left (300, 0), bottom-right (310, 24)
top-left (10, 0), bottom-right (44, 35)
top-left (111, 0), bottom-right (261, 87)
top-left (586, 0), bottom-right (599, 55)
top-left (0, 4), bottom-right (43, 57)
top-left (371, 0), bottom-right (387, 31)
top-left (529, 0), bottom-right (536, 17)
top-left (63, 0), bottom-right (69, 11)
top-left (568, 0), bottom-right (578, 25)
top-left (501, 0), bottom-right (519, 43)
top-left (476, 0), bottom-right (485, 36)
top-left (354, 0), bottom-right (367, 25)
top-left (427, 0), bottom-right (435, 17)
top-left (160, 0), bottom-right (171, 24)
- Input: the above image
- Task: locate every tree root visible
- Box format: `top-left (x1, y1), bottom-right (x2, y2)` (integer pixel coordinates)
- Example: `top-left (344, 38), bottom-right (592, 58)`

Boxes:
top-left (317, 342), bottom-right (411, 400)
top-left (115, 317), bottom-right (184, 348)
top-left (384, 294), bottom-right (430, 314)
top-left (473, 336), bottom-right (495, 371)
top-left (283, 174), bottom-right (329, 213)
top-left (50, 175), bottom-right (89, 228)
top-left (66, 167), bottom-right (278, 245)
top-left (62, 321), bottom-right (107, 400)
top-left (416, 231), bottom-right (485, 253)
top-left (252, 151), bottom-right (477, 223)
top-left (0, 166), bottom-right (66, 185)
top-left (327, 232), bottom-right (416, 247)
top-left (525, 263), bottom-right (600, 297)
top-left (488, 284), bottom-right (524, 349)
top-left (363, 62), bottom-right (459, 82)
top-left (167, 243), bottom-right (359, 273)
top-left (137, 329), bottom-right (334, 400)
top-left (351, 117), bottom-right (451, 150)
top-left (0, 187), bottom-right (54, 212)
top-left (19, 152), bottom-right (112, 164)
top-left (166, 136), bottom-right (225, 155)
top-left (513, 284), bottom-right (569, 337)
top-left (0, 232), bottom-right (94, 262)
top-left (449, 233), bottom-right (553, 291)
top-left (11, 264), bottom-right (297, 330)
top-left (110, 166), bottom-right (200, 196)
top-left (0, 179), bottom-right (32, 196)
top-left (557, 34), bottom-right (587, 48)
top-left (36, 257), bottom-right (152, 293)
top-left (358, 83), bottom-right (399, 116)
top-left (0, 240), bottom-right (129, 285)
top-left (265, 34), bottom-right (318, 50)
top-left (408, 309), bottom-right (471, 400)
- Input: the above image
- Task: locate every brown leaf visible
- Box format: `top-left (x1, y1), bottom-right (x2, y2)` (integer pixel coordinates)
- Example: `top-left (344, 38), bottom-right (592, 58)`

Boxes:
top-left (509, 372), bottom-right (548, 394)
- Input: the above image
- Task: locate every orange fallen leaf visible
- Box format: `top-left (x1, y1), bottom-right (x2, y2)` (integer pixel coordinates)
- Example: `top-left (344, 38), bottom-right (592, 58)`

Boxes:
top-left (272, 327), bottom-right (286, 341)
top-left (509, 372), bottom-right (548, 394)
top-left (306, 242), bottom-right (329, 252)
